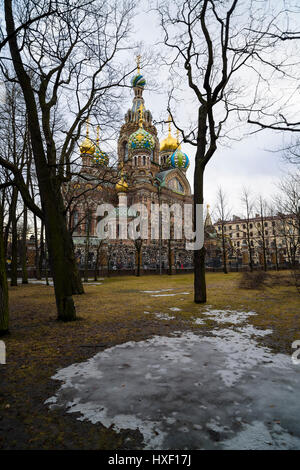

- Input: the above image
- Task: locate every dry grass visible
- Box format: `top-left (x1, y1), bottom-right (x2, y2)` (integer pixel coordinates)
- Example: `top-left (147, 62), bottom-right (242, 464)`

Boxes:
top-left (0, 271), bottom-right (299, 449)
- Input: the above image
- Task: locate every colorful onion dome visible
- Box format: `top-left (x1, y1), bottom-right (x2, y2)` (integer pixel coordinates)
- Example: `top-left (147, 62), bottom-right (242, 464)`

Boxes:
top-left (129, 127), bottom-right (155, 150)
top-left (131, 74), bottom-right (146, 88)
top-left (94, 148), bottom-right (109, 166)
top-left (167, 149), bottom-right (190, 169)
top-left (160, 115), bottom-right (179, 152)
top-left (128, 103), bottom-right (155, 151)
top-left (131, 54), bottom-right (146, 88)
top-left (93, 126), bottom-right (109, 166)
top-left (80, 118), bottom-right (95, 155)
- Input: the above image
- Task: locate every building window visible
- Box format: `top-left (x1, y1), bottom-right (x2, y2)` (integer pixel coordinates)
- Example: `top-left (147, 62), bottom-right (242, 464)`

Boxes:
top-left (250, 223), bottom-right (253, 228)
top-left (236, 225), bottom-right (239, 230)
top-left (237, 241), bottom-right (240, 247)
top-left (236, 232), bottom-right (240, 237)
top-left (264, 222), bottom-right (268, 227)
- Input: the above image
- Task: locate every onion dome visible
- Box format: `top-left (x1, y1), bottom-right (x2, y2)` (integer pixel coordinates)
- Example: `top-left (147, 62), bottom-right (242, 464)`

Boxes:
top-left (167, 148), bottom-right (190, 169)
top-left (80, 118), bottom-right (95, 155)
top-left (93, 126), bottom-right (109, 166)
top-left (131, 74), bottom-right (146, 88)
top-left (131, 55), bottom-right (146, 88)
top-left (160, 115), bottom-right (179, 152)
top-left (116, 176), bottom-right (128, 193)
top-left (128, 103), bottom-right (155, 151)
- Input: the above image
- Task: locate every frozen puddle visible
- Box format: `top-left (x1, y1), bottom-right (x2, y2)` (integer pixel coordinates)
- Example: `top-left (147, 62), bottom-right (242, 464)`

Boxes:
top-left (46, 326), bottom-right (300, 450)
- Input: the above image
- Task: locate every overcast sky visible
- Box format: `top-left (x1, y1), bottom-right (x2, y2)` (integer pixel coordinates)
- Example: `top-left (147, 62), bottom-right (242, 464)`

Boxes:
top-left (119, 0), bottom-right (298, 219)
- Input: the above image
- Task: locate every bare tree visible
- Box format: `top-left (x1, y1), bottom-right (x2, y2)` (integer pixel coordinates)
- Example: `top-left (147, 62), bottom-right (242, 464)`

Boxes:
top-left (215, 187), bottom-right (231, 274)
top-left (241, 187), bottom-right (255, 272)
top-left (1, 0), bottom-right (137, 320)
top-left (274, 172), bottom-right (300, 290)
top-left (254, 196), bottom-right (269, 271)
top-left (158, 0), bottom-right (288, 302)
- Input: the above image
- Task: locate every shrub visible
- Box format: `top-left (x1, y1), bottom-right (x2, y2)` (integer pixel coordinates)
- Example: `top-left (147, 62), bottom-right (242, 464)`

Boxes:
top-left (239, 271), bottom-right (269, 289)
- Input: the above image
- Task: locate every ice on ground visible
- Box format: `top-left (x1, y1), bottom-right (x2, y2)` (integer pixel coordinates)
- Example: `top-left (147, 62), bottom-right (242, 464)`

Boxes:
top-left (151, 294), bottom-right (177, 297)
top-left (194, 318), bottom-right (206, 325)
top-left (27, 279), bottom-right (54, 286)
top-left (141, 289), bottom-right (174, 294)
top-left (200, 308), bottom-right (257, 324)
top-left (169, 307), bottom-right (181, 312)
top-left (24, 278), bottom-right (104, 286)
top-left (222, 420), bottom-right (300, 450)
top-left (204, 326), bottom-right (279, 386)
top-left (151, 292), bottom-right (190, 297)
top-left (46, 323), bottom-right (300, 450)
top-left (154, 313), bottom-right (175, 321)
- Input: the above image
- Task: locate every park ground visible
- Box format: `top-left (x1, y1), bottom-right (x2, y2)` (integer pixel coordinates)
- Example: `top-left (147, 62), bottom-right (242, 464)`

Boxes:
top-left (0, 271), bottom-right (299, 449)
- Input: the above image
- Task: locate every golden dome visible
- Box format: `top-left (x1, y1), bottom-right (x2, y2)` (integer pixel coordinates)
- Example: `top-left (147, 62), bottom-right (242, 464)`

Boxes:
top-left (116, 176), bottom-right (128, 193)
top-left (160, 115), bottom-right (180, 152)
top-left (80, 118), bottom-right (95, 155)
top-left (80, 137), bottom-right (95, 155)
top-left (160, 134), bottom-right (178, 152)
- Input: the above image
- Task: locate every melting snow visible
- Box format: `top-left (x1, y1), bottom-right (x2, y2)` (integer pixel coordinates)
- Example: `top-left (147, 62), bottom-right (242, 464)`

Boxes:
top-left (46, 320), bottom-right (300, 450)
top-left (154, 313), bottom-right (175, 321)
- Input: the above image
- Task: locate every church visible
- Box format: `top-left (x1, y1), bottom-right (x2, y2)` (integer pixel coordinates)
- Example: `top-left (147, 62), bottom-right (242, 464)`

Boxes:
top-left (66, 58), bottom-right (218, 272)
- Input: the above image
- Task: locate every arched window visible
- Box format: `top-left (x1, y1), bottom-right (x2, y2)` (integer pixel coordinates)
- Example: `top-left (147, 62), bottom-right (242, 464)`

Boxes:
top-left (143, 155), bottom-right (146, 166)
top-left (168, 178), bottom-right (184, 194)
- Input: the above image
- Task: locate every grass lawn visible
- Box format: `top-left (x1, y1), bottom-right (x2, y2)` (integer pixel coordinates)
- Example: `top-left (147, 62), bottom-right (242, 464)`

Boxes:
top-left (0, 271), bottom-right (299, 449)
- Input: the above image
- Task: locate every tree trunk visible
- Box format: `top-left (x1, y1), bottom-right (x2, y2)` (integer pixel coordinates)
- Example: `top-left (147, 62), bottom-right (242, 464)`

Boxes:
top-left (0, 202), bottom-right (9, 335)
top-left (247, 225), bottom-right (253, 273)
top-left (10, 187), bottom-right (18, 287)
top-left (194, 162), bottom-right (206, 303)
top-left (21, 204), bottom-right (28, 284)
top-left (70, 237), bottom-right (84, 294)
top-left (44, 193), bottom-right (77, 320)
top-left (39, 222), bottom-right (44, 278)
top-left (221, 226), bottom-right (227, 274)
top-left (33, 214), bottom-right (41, 280)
